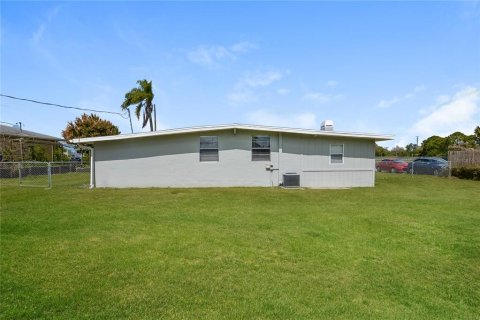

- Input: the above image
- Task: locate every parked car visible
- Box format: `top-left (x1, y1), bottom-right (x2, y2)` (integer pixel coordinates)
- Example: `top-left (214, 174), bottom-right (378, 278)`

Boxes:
top-left (407, 157), bottom-right (449, 176)
top-left (376, 159), bottom-right (409, 173)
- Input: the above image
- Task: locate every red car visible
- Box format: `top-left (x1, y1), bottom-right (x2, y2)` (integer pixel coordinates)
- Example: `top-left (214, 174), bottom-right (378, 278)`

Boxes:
top-left (376, 159), bottom-right (408, 173)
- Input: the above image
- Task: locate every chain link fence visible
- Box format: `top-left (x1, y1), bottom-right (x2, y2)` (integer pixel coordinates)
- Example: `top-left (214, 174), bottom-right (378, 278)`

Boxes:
top-left (0, 161), bottom-right (90, 188)
top-left (375, 157), bottom-right (450, 177)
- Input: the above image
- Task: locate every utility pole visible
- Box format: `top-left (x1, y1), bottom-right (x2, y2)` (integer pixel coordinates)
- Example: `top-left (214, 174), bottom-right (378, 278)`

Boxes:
top-left (127, 109), bottom-right (133, 134)
top-left (414, 136), bottom-right (419, 157)
top-left (19, 139), bottom-right (23, 161)
top-left (16, 122), bottom-right (24, 161)
top-left (153, 104), bottom-right (157, 131)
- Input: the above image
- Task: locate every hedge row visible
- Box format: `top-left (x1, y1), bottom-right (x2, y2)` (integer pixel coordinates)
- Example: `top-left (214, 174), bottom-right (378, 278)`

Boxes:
top-left (451, 167), bottom-right (480, 181)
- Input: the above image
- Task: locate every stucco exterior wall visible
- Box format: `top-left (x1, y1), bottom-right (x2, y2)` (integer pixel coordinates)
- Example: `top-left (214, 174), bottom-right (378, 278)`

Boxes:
top-left (93, 129), bottom-right (375, 188)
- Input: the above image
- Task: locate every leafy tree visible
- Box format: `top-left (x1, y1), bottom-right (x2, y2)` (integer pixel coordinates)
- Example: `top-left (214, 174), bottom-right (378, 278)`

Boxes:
top-left (447, 131), bottom-right (468, 147)
top-left (375, 144), bottom-right (389, 157)
top-left (27, 145), bottom-right (49, 162)
top-left (475, 126), bottom-right (480, 145)
top-left (444, 131), bottom-right (477, 149)
top-left (464, 135), bottom-right (476, 148)
top-left (62, 113), bottom-right (120, 142)
top-left (54, 145), bottom-right (70, 161)
top-left (405, 143), bottom-right (419, 156)
top-left (121, 79), bottom-right (155, 131)
top-left (420, 135), bottom-right (448, 157)
top-left (390, 145), bottom-right (408, 157)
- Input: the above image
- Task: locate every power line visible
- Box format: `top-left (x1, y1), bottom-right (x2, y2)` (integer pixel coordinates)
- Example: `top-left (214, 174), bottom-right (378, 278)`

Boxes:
top-left (0, 120), bottom-right (16, 126)
top-left (0, 94), bottom-right (128, 118)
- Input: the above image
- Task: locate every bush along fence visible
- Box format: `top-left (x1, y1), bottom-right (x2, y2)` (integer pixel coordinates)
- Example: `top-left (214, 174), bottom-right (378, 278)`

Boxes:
top-left (0, 162), bottom-right (91, 187)
top-left (448, 149), bottom-right (480, 181)
top-left (450, 167), bottom-right (480, 181)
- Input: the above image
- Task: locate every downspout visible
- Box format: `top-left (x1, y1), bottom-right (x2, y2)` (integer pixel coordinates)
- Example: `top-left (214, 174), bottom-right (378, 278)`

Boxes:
top-left (278, 132), bottom-right (282, 185)
top-left (80, 145), bottom-right (95, 189)
top-left (89, 147), bottom-right (95, 189)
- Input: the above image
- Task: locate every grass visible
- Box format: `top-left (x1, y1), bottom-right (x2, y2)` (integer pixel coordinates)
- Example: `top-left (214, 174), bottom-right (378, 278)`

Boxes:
top-left (0, 172), bottom-right (90, 188)
top-left (1, 174), bottom-right (479, 319)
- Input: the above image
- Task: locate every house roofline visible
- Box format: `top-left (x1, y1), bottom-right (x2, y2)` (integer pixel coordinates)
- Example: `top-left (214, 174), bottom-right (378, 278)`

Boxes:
top-left (71, 123), bottom-right (394, 144)
top-left (0, 124), bottom-right (63, 142)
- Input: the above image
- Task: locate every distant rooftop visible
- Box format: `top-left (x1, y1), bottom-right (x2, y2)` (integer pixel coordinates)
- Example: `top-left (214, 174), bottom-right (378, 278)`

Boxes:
top-left (0, 124), bottom-right (62, 142)
top-left (72, 123), bottom-right (394, 144)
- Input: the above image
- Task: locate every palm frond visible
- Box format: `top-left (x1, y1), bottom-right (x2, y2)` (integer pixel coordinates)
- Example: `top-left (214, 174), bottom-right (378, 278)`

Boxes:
top-left (122, 79), bottom-right (155, 130)
top-left (135, 102), bottom-right (144, 120)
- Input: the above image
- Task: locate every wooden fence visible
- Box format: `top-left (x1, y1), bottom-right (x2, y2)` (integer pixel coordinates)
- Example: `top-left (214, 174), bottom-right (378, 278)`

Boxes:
top-left (448, 149), bottom-right (480, 168)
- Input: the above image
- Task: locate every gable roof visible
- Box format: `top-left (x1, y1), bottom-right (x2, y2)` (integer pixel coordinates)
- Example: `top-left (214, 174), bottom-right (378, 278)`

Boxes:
top-left (0, 124), bottom-right (62, 142)
top-left (71, 123), bottom-right (393, 144)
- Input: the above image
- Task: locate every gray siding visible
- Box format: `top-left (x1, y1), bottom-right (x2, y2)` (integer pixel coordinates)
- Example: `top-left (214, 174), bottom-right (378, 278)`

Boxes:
top-left (280, 134), bottom-right (375, 188)
top-left (94, 129), bottom-right (375, 188)
top-left (95, 130), bottom-right (279, 188)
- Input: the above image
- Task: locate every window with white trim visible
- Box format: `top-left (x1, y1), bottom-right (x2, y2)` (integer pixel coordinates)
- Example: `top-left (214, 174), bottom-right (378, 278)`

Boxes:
top-left (330, 144), bottom-right (344, 164)
top-left (200, 136), bottom-right (218, 161)
top-left (252, 136), bottom-right (270, 161)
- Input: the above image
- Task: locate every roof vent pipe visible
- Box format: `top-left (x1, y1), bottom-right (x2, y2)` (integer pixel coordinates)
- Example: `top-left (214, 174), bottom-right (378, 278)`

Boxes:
top-left (321, 120), bottom-right (334, 131)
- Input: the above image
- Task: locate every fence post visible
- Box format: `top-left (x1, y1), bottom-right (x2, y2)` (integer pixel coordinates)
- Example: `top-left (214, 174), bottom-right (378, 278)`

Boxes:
top-left (448, 151), bottom-right (452, 177)
top-left (18, 162), bottom-right (22, 185)
top-left (47, 162), bottom-right (52, 188)
top-left (89, 148), bottom-right (95, 189)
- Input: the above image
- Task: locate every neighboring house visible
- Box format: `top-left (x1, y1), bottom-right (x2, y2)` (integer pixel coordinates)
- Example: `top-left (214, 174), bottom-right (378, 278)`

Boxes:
top-left (0, 124), bottom-right (63, 161)
top-left (72, 123), bottom-right (393, 188)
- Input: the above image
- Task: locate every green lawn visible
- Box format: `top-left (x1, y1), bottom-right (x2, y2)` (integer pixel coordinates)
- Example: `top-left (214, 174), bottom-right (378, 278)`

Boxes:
top-left (0, 172), bottom-right (90, 188)
top-left (1, 174), bottom-right (479, 319)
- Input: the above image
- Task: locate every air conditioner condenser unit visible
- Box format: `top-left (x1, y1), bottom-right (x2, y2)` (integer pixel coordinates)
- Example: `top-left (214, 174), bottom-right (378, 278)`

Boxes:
top-left (283, 173), bottom-right (300, 188)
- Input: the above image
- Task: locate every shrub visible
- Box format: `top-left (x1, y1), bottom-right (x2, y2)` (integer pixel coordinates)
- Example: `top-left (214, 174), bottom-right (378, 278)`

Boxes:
top-left (451, 166), bottom-right (480, 181)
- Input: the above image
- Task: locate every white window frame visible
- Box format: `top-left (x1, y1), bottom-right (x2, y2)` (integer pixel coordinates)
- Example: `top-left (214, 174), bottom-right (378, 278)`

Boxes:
top-left (199, 136), bottom-right (219, 162)
top-left (251, 136), bottom-right (271, 161)
top-left (329, 144), bottom-right (344, 165)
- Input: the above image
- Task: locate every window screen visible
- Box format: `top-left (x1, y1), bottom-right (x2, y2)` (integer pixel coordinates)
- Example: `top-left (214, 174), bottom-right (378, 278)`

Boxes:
top-left (252, 136), bottom-right (270, 161)
top-left (200, 136), bottom-right (218, 161)
top-left (330, 144), bottom-right (344, 164)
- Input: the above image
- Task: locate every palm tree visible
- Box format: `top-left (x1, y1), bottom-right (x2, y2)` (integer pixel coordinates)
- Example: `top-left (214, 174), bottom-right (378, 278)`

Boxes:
top-left (121, 80), bottom-right (155, 132)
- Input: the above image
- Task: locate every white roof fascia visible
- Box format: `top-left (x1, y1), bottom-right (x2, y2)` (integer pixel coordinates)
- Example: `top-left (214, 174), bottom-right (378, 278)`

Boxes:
top-left (71, 123), bottom-right (394, 144)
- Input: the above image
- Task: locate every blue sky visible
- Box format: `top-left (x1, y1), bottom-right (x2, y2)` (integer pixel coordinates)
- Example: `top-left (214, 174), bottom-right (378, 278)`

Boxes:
top-left (1, 1), bottom-right (479, 148)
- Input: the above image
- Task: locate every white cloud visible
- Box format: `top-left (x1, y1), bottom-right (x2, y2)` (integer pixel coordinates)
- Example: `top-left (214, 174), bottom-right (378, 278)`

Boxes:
top-left (112, 23), bottom-right (147, 51)
top-left (227, 70), bottom-right (286, 103)
top-left (411, 86), bottom-right (479, 137)
top-left (326, 80), bottom-right (339, 88)
top-left (377, 85), bottom-right (426, 108)
top-left (419, 94), bottom-right (450, 115)
top-left (304, 92), bottom-right (330, 104)
top-left (188, 46), bottom-right (234, 66)
top-left (303, 92), bottom-right (343, 104)
top-left (227, 89), bottom-right (258, 103)
top-left (378, 96), bottom-right (401, 108)
top-left (276, 88), bottom-right (290, 95)
top-left (436, 95), bottom-right (450, 103)
top-left (413, 85), bottom-right (426, 93)
top-left (243, 71), bottom-right (283, 87)
top-left (31, 6), bottom-right (60, 44)
top-left (379, 86), bottom-right (479, 148)
top-left (230, 41), bottom-right (256, 53)
top-left (32, 24), bottom-right (46, 44)
top-left (246, 110), bottom-right (317, 129)
top-left (188, 41), bottom-right (256, 67)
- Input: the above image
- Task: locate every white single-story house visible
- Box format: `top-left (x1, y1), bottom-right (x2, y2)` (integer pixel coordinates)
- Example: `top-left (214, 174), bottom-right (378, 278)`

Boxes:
top-left (72, 123), bottom-right (393, 188)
